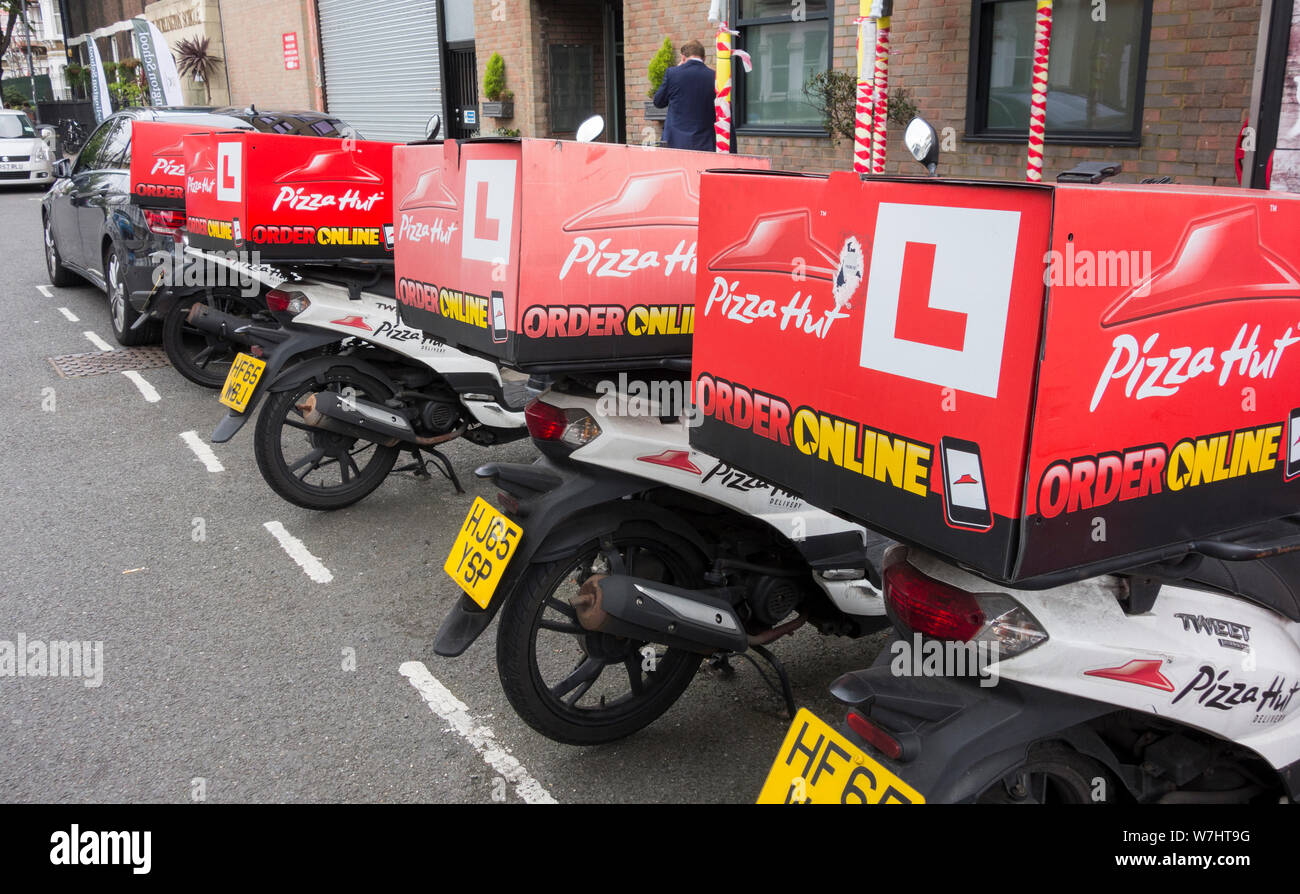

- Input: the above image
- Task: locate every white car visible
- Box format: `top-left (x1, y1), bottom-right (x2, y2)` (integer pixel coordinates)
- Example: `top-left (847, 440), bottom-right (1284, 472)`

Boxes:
top-left (0, 109), bottom-right (55, 188)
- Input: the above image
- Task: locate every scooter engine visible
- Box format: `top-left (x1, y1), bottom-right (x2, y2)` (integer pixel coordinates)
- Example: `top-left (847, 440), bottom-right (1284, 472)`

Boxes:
top-left (418, 397), bottom-right (462, 435)
top-left (748, 576), bottom-right (803, 626)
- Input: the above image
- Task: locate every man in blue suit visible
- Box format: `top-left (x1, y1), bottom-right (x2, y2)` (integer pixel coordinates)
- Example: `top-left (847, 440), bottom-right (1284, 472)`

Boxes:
top-left (652, 40), bottom-right (717, 151)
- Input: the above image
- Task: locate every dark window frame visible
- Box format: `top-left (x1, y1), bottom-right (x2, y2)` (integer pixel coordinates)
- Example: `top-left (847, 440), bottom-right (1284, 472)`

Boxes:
top-left (965, 0), bottom-right (1154, 147)
top-left (733, 0), bottom-right (834, 138)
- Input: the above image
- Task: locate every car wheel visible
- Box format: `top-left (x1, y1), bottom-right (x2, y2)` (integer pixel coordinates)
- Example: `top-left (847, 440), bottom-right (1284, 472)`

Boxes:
top-left (105, 244), bottom-right (156, 347)
top-left (43, 214), bottom-right (77, 287)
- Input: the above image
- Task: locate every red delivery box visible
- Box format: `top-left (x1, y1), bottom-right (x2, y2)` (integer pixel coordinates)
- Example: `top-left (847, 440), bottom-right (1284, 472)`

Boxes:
top-left (129, 121), bottom-right (225, 209)
top-left (689, 169), bottom-right (1300, 584)
top-left (392, 138), bottom-right (769, 370)
top-left (183, 130), bottom-right (399, 262)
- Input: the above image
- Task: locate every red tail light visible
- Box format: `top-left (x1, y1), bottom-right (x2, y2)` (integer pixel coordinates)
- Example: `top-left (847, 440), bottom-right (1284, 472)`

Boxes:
top-left (265, 289), bottom-right (292, 313)
top-left (884, 561), bottom-right (984, 641)
top-left (144, 208), bottom-right (186, 241)
top-left (524, 399), bottom-right (569, 441)
top-left (846, 710), bottom-right (903, 760)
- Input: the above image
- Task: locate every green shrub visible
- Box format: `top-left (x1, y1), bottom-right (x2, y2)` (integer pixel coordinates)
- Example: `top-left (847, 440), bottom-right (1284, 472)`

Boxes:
top-left (647, 38), bottom-right (673, 98)
top-left (484, 52), bottom-right (506, 102)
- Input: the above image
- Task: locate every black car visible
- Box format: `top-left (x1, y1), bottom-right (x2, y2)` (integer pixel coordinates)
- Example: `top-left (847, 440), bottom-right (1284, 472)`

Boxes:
top-left (41, 106), bottom-right (357, 346)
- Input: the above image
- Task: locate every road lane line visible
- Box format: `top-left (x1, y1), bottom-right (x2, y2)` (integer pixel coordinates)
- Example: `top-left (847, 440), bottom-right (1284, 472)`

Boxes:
top-left (122, 371), bottom-right (161, 403)
top-left (37, 285), bottom-right (54, 298)
top-left (400, 661), bottom-right (557, 804)
top-left (57, 306), bottom-right (78, 321)
top-left (180, 431), bottom-right (224, 473)
top-left (263, 521), bottom-right (334, 583)
top-left (83, 331), bottom-right (113, 352)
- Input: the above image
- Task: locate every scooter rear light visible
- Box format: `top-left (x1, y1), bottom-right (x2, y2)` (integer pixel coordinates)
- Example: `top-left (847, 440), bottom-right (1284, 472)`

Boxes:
top-left (845, 710), bottom-right (903, 761)
top-left (525, 399), bottom-right (601, 448)
top-left (885, 562), bottom-right (984, 641)
top-left (144, 208), bottom-right (186, 241)
top-left (265, 289), bottom-right (310, 314)
top-left (884, 553), bottom-right (1049, 659)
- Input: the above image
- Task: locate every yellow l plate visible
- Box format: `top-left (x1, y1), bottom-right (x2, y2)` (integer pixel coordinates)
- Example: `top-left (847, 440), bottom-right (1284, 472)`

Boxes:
top-left (218, 352), bottom-right (266, 413)
top-left (444, 497), bottom-right (523, 609)
top-left (757, 708), bottom-right (925, 804)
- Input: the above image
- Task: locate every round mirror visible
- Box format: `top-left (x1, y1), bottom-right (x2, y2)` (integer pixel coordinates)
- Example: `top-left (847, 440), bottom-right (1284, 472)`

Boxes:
top-left (425, 114), bottom-right (442, 141)
top-left (904, 117), bottom-right (940, 175)
top-left (575, 115), bottom-right (605, 144)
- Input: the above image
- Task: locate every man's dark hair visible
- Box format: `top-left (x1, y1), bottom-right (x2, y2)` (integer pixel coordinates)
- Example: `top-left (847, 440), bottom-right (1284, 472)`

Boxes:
top-left (680, 40), bottom-right (706, 60)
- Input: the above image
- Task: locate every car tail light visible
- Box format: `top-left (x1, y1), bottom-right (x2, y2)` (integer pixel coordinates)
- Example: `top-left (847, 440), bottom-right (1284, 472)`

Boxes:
top-left (144, 208), bottom-right (186, 241)
top-left (524, 399), bottom-right (601, 449)
top-left (265, 289), bottom-right (310, 314)
top-left (884, 554), bottom-right (1048, 658)
top-left (845, 710), bottom-right (903, 761)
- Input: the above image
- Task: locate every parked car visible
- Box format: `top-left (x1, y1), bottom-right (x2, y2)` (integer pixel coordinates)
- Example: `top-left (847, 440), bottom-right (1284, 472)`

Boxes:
top-left (0, 109), bottom-right (55, 188)
top-left (40, 106), bottom-right (358, 346)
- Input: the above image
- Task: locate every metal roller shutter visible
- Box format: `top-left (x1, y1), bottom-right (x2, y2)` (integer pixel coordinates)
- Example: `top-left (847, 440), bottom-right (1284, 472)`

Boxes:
top-left (317, 0), bottom-right (443, 142)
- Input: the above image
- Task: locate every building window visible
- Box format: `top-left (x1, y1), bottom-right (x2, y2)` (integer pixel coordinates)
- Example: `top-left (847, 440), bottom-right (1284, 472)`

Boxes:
top-left (967, 0), bottom-right (1152, 145)
top-left (735, 0), bottom-right (832, 133)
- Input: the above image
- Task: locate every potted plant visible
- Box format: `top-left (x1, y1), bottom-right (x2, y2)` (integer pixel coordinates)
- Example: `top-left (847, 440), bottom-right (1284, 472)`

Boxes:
top-left (174, 36), bottom-right (223, 103)
top-left (644, 38), bottom-right (673, 121)
top-left (481, 52), bottom-right (513, 118)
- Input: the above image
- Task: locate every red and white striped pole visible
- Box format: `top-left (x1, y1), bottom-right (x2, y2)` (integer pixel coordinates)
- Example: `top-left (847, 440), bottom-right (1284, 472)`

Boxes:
top-left (871, 10), bottom-right (891, 174)
top-left (1026, 0), bottom-right (1053, 182)
top-left (852, 3), bottom-right (876, 173)
top-left (714, 18), bottom-right (733, 153)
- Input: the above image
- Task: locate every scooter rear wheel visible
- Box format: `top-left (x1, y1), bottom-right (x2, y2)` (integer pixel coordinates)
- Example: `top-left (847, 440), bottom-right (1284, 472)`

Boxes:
top-left (163, 293), bottom-right (250, 389)
top-left (496, 524), bottom-right (706, 745)
top-left (254, 367), bottom-right (401, 510)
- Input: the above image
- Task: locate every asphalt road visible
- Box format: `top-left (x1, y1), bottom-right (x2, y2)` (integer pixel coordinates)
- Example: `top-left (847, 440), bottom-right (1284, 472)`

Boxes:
top-left (0, 188), bottom-right (886, 803)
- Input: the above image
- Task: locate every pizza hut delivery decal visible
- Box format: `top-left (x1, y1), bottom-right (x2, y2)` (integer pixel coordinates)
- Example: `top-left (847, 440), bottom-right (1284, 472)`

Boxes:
top-left (182, 131), bottom-right (398, 261)
top-left (690, 170), bottom-right (1300, 583)
top-left (129, 121), bottom-right (228, 209)
top-left (392, 139), bottom-right (767, 368)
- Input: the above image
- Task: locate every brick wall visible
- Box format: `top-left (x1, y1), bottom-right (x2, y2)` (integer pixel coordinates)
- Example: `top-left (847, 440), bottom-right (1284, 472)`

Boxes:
top-left (619, 0), bottom-right (1261, 185)
top-left (220, 0), bottom-right (316, 110)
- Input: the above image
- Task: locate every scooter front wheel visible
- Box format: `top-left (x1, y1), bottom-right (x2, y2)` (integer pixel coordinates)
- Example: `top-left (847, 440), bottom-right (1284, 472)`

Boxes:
top-left (253, 368), bottom-right (401, 510)
top-left (496, 524), bottom-right (706, 745)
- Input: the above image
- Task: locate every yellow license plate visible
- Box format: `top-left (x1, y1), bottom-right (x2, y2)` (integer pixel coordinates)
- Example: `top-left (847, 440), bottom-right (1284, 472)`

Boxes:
top-left (757, 708), bottom-right (925, 804)
top-left (218, 352), bottom-right (267, 413)
top-left (444, 497), bottom-right (523, 609)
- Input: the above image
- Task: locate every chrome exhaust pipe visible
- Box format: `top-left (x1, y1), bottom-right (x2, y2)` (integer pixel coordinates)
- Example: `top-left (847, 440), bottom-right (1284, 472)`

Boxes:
top-left (571, 575), bottom-right (749, 655)
top-left (296, 391), bottom-right (464, 447)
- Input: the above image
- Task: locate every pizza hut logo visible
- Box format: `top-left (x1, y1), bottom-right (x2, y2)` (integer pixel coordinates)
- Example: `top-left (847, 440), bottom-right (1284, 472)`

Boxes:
top-left (563, 170), bottom-right (700, 231)
top-left (275, 148), bottom-right (383, 184)
top-left (330, 315), bottom-right (372, 332)
top-left (398, 167), bottom-right (459, 211)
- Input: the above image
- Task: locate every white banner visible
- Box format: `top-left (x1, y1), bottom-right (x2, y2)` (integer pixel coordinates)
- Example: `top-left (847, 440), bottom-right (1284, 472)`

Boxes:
top-left (132, 18), bottom-right (184, 107)
top-left (85, 38), bottom-right (113, 123)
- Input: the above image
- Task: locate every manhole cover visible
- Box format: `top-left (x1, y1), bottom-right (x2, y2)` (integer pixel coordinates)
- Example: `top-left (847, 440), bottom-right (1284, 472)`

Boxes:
top-left (47, 347), bottom-right (172, 378)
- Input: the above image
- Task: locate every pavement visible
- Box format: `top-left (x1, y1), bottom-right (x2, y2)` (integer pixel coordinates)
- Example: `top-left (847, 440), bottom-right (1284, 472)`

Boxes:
top-left (0, 188), bottom-right (887, 803)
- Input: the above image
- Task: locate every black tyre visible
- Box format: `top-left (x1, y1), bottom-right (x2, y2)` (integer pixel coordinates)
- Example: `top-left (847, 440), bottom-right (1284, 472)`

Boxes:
top-left (977, 743), bottom-right (1118, 804)
top-left (496, 524), bottom-right (706, 745)
top-left (164, 293), bottom-right (250, 388)
top-left (43, 214), bottom-right (77, 287)
top-left (253, 367), bottom-right (401, 511)
top-left (105, 243), bottom-right (156, 346)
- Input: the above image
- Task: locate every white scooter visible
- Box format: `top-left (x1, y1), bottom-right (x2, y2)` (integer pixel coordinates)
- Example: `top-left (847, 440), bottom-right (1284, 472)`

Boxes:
top-left (189, 255), bottom-right (530, 510)
top-left (434, 371), bottom-right (893, 745)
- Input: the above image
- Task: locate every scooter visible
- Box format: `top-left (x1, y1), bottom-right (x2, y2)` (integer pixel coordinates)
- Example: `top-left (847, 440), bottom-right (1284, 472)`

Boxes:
top-left (435, 370), bottom-right (893, 745)
top-left (189, 253), bottom-right (531, 510)
top-left (810, 526), bottom-right (1300, 804)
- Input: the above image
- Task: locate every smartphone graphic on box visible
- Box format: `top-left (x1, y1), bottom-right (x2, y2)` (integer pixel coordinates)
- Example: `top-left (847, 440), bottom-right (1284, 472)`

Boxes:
top-left (940, 437), bottom-right (993, 531)
top-left (1286, 408), bottom-right (1300, 481)
top-left (490, 290), bottom-right (508, 344)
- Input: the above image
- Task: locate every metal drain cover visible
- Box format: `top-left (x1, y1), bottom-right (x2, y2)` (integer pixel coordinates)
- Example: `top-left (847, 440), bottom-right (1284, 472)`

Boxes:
top-left (48, 347), bottom-right (171, 378)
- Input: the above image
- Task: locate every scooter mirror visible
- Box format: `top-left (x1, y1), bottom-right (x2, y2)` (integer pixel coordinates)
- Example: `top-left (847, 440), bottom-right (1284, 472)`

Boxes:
top-left (904, 116), bottom-right (940, 176)
top-left (575, 115), bottom-right (605, 144)
top-left (425, 114), bottom-right (442, 140)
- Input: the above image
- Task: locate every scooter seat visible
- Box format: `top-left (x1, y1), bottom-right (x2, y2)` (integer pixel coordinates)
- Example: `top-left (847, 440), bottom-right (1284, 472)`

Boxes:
top-left (1176, 551), bottom-right (1300, 623)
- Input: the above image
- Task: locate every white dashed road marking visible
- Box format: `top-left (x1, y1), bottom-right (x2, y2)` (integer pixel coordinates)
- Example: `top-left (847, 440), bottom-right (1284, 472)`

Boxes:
top-left (57, 307), bottom-right (78, 321)
top-left (180, 430), bottom-right (225, 472)
top-left (400, 661), bottom-right (557, 804)
top-left (83, 331), bottom-right (113, 352)
top-left (263, 521), bottom-right (334, 584)
top-left (122, 370), bottom-right (161, 403)
top-left (37, 285), bottom-right (54, 298)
